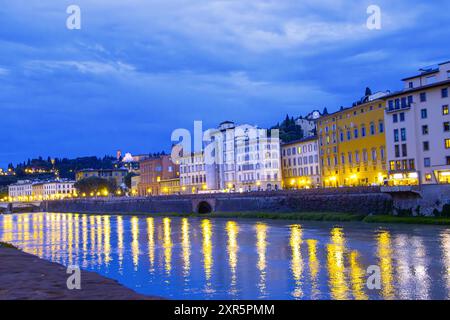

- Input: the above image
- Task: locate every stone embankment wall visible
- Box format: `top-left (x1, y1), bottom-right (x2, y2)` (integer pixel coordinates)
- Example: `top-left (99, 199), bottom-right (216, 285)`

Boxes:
top-left (43, 187), bottom-right (393, 216)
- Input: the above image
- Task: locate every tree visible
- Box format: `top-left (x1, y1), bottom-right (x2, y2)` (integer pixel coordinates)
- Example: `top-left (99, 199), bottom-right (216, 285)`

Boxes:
top-left (74, 177), bottom-right (117, 195)
top-left (124, 172), bottom-right (138, 189)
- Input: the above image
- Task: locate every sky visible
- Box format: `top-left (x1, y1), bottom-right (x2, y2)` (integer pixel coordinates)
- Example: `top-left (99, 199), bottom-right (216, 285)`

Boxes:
top-left (1, 0), bottom-right (449, 167)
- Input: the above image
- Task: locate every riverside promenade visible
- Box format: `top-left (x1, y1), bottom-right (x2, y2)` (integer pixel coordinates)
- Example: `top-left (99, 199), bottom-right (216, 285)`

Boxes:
top-left (0, 244), bottom-right (158, 300)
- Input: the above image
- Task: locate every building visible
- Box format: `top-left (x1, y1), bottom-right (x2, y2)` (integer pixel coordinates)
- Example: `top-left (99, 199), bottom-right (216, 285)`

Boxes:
top-left (138, 154), bottom-right (179, 195)
top-left (131, 175), bottom-right (140, 196)
top-left (179, 152), bottom-right (211, 194)
top-left (40, 180), bottom-right (76, 199)
top-left (384, 61), bottom-right (450, 185)
top-left (160, 178), bottom-right (181, 195)
top-left (317, 92), bottom-right (389, 187)
top-left (8, 180), bottom-right (33, 199)
top-left (8, 179), bottom-right (76, 200)
top-left (178, 121), bottom-right (282, 193)
top-left (76, 168), bottom-right (128, 186)
top-left (281, 136), bottom-right (321, 188)
top-left (295, 110), bottom-right (322, 137)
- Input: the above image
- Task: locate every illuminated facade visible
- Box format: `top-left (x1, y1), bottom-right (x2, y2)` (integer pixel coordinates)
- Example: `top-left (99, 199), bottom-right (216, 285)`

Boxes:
top-left (317, 94), bottom-right (388, 187)
top-left (76, 168), bottom-right (128, 186)
top-left (384, 61), bottom-right (450, 185)
top-left (281, 136), bottom-right (321, 188)
top-left (138, 155), bottom-right (179, 196)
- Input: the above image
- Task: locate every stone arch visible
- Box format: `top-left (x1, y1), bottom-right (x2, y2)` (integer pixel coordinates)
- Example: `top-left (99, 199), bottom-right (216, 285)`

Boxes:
top-left (197, 201), bottom-right (213, 214)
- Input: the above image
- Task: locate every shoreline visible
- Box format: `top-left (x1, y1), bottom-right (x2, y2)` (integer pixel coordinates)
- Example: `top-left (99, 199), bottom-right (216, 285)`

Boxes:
top-left (32, 211), bottom-right (450, 226)
top-left (0, 243), bottom-right (161, 300)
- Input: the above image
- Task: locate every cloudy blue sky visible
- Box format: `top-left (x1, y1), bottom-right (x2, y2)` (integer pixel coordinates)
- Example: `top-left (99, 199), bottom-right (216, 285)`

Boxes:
top-left (0, 0), bottom-right (449, 167)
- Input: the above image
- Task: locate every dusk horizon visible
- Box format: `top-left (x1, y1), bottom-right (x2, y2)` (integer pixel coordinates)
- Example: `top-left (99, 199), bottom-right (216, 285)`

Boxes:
top-left (2, 1), bottom-right (450, 167)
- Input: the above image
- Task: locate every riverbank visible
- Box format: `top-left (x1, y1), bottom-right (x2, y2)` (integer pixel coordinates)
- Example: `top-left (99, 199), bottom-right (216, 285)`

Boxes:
top-left (60, 210), bottom-right (450, 225)
top-left (0, 242), bottom-right (160, 300)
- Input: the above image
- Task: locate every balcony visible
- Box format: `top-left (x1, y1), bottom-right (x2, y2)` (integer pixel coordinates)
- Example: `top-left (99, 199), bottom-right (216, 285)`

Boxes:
top-left (386, 102), bottom-right (414, 113)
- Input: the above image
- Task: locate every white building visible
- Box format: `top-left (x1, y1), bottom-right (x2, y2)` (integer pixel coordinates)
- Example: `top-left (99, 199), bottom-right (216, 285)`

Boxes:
top-left (8, 179), bottom-right (76, 200)
top-left (42, 180), bottom-right (76, 198)
top-left (177, 121), bottom-right (282, 193)
top-left (8, 180), bottom-right (33, 199)
top-left (281, 136), bottom-right (321, 188)
top-left (295, 110), bottom-right (321, 138)
top-left (179, 152), bottom-right (213, 193)
top-left (385, 61), bottom-right (450, 185)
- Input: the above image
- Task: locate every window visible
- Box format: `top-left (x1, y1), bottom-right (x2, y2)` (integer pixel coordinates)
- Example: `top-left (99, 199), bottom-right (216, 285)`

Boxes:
top-left (423, 141), bottom-right (429, 151)
top-left (425, 173), bottom-right (432, 182)
top-left (422, 125), bottom-right (428, 135)
top-left (442, 88), bottom-right (449, 98)
top-left (361, 126), bottom-right (366, 137)
top-left (446, 139), bottom-right (450, 149)
top-left (379, 121), bottom-right (384, 133)
top-left (393, 114), bottom-right (398, 123)
top-left (370, 122), bottom-right (375, 135)
top-left (447, 156), bottom-right (450, 165)
top-left (399, 113), bottom-right (405, 122)
top-left (443, 105), bottom-right (449, 115)
top-left (420, 92), bottom-right (427, 102)
top-left (421, 109), bottom-right (428, 119)
top-left (347, 131), bottom-right (351, 140)
top-left (394, 129), bottom-right (399, 142)
top-left (424, 158), bottom-right (431, 168)
top-left (402, 144), bottom-right (407, 157)
top-left (348, 152), bottom-right (353, 164)
top-left (408, 95), bottom-right (414, 105)
top-left (395, 145), bottom-right (400, 158)
top-left (408, 82), bottom-right (413, 89)
top-left (388, 100), bottom-right (394, 109)
top-left (354, 128), bottom-right (359, 139)
top-left (444, 122), bottom-right (450, 132)
top-left (400, 128), bottom-right (406, 141)
top-left (340, 132), bottom-right (344, 142)
top-left (380, 147), bottom-right (385, 160)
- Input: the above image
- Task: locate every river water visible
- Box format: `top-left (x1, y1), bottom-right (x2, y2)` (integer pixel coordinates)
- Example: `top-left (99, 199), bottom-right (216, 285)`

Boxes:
top-left (1, 212), bottom-right (449, 300)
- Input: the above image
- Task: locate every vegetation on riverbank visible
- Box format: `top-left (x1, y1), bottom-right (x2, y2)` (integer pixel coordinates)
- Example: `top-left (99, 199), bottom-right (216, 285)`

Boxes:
top-left (363, 215), bottom-right (450, 225)
top-left (0, 242), bottom-right (17, 249)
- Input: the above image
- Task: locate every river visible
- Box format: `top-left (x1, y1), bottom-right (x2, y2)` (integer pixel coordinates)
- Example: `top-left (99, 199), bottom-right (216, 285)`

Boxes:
top-left (1, 212), bottom-right (449, 300)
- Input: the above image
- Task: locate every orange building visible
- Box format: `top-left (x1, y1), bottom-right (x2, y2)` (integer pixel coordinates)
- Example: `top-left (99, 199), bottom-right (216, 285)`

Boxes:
top-left (138, 155), bottom-right (179, 196)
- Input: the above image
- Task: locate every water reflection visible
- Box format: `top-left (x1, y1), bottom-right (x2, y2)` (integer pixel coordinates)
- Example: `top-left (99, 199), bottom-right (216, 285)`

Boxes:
top-left (327, 227), bottom-right (348, 300)
top-left (226, 221), bottom-right (239, 296)
top-left (376, 230), bottom-right (394, 299)
top-left (255, 222), bottom-right (268, 298)
top-left (0, 213), bottom-right (449, 300)
top-left (290, 224), bottom-right (303, 298)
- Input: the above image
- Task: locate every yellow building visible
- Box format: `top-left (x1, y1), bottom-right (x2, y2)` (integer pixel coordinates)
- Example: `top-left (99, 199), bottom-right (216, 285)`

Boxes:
top-left (159, 178), bottom-right (181, 195)
top-left (317, 97), bottom-right (388, 187)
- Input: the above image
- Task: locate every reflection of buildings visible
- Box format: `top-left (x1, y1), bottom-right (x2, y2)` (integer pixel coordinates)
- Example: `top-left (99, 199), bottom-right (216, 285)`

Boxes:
top-left (318, 93), bottom-right (388, 187)
top-left (384, 61), bottom-right (450, 185)
top-left (281, 136), bottom-right (321, 189)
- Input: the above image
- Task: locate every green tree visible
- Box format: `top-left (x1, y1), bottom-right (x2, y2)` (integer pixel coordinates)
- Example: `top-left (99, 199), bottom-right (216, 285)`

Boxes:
top-left (74, 177), bottom-right (117, 195)
top-left (124, 172), bottom-right (138, 189)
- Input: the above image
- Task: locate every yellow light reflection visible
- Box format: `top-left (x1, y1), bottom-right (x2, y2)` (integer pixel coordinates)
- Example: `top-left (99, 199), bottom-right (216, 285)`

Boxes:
top-left (181, 218), bottom-right (191, 279)
top-left (117, 216), bottom-right (124, 271)
top-left (163, 217), bottom-right (173, 275)
top-left (146, 217), bottom-right (155, 272)
top-left (131, 216), bottom-right (140, 270)
top-left (202, 219), bottom-right (213, 288)
top-left (307, 239), bottom-right (320, 299)
top-left (103, 215), bottom-right (111, 265)
top-left (226, 221), bottom-right (239, 295)
top-left (96, 215), bottom-right (103, 265)
top-left (327, 227), bottom-right (348, 300)
top-left (256, 222), bottom-right (268, 297)
top-left (290, 224), bottom-right (303, 298)
top-left (349, 250), bottom-right (368, 300)
top-left (376, 230), bottom-right (395, 299)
